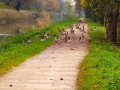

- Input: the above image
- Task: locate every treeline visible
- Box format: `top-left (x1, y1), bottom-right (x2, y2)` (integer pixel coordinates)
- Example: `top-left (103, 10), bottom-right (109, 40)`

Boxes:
top-left (0, 0), bottom-right (36, 10)
top-left (0, 0), bottom-right (62, 12)
top-left (79, 0), bottom-right (120, 42)
top-left (74, 0), bottom-right (82, 16)
top-left (0, 0), bottom-right (76, 27)
top-left (0, 0), bottom-right (61, 20)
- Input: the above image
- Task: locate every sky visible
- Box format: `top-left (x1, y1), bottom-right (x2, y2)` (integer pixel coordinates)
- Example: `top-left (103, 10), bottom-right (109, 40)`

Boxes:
top-left (64, 0), bottom-right (75, 5)
top-left (71, 0), bottom-right (75, 5)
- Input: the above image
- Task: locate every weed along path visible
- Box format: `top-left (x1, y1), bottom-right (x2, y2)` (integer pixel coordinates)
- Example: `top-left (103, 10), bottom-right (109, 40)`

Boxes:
top-left (0, 22), bottom-right (89, 90)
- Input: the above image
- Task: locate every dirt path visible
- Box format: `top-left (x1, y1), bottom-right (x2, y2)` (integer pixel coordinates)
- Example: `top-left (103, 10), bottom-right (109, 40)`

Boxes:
top-left (0, 22), bottom-right (89, 90)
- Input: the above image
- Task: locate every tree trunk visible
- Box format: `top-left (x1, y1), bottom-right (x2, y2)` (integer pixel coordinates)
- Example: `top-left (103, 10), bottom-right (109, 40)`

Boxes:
top-left (106, 10), bottom-right (119, 42)
top-left (85, 7), bottom-right (91, 18)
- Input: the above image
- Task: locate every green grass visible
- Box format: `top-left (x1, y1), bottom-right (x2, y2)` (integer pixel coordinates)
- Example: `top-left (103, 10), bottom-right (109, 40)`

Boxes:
top-left (0, 17), bottom-right (79, 75)
top-left (78, 19), bottom-right (120, 90)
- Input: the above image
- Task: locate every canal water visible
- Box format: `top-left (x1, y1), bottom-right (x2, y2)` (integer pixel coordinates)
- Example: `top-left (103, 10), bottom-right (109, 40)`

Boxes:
top-left (0, 21), bottom-right (36, 34)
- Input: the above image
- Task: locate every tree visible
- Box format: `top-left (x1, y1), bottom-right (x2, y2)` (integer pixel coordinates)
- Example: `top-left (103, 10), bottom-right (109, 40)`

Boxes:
top-left (105, 0), bottom-right (119, 42)
top-left (74, 0), bottom-right (82, 16)
top-left (80, 0), bottom-right (120, 42)
top-left (0, 0), bottom-right (36, 10)
top-left (65, 0), bottom-right (74, 16)
top-left (45, 0), bottom-right (59, 12)
top-left (15, 0), bottom-right (21, 12)
top-left (57, 0), bottom-right (65, 13)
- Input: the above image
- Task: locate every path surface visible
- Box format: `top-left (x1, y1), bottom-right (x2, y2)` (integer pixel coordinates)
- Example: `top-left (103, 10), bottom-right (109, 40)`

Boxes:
top-left (0, 23), bottom-right (89, 90)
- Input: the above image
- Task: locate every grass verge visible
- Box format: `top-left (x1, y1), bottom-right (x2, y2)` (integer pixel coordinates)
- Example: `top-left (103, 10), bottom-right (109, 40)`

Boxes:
top-left (0, 17), bottom-right (79, 75)
top-left (78, 19), bottom-right (120, 90)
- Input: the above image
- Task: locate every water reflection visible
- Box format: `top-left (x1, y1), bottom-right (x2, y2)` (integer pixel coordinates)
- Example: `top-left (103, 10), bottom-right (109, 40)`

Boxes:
top-left (0, 21), bottom-right (36, 34)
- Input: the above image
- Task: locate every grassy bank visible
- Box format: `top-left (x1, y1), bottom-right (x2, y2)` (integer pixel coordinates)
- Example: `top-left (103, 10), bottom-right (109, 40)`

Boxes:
top-left (78, 19), bottom-right (120, 90)
top-left (0, 17), bottom-right (79, 75)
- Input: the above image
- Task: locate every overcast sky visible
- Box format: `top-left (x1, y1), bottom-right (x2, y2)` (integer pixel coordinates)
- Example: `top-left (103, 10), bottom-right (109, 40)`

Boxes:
top-left (64, 0), bottom-right (75, 5)
top-left (71, 0), bottom-right (75, 5)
